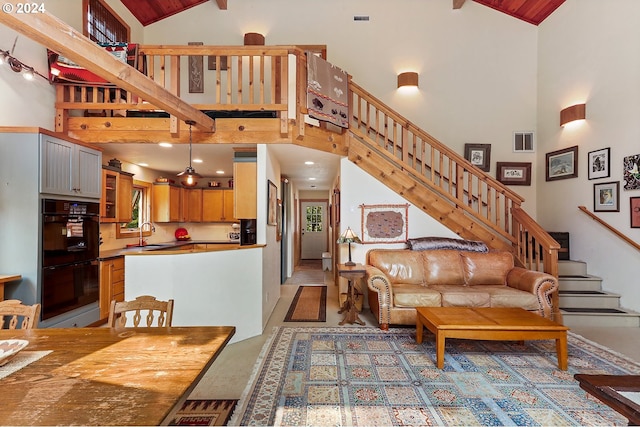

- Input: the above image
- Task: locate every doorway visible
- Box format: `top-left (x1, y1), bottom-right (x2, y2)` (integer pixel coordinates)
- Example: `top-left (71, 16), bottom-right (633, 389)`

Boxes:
top-left (300, 200), bottom-right (328, 259)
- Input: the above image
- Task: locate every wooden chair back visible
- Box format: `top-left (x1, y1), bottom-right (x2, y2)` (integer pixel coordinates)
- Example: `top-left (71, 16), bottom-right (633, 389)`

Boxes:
top-left (107, 295), bottom-right (174, 328)
top-left (0, 300), bottom-right (41, 329)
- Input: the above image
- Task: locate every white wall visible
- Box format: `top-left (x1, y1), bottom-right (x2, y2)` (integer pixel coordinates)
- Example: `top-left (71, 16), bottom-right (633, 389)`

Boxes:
top-left (537, 0), bottom-right (640, 312)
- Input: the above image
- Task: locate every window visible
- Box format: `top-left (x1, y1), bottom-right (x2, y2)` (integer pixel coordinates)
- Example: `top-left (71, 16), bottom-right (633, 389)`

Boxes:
top-left (83, 0), bottom-right (130, 43)
top-left (116, 180), bottom-right (151, 239)
top-left (305, 205), bottom-right (323, 232)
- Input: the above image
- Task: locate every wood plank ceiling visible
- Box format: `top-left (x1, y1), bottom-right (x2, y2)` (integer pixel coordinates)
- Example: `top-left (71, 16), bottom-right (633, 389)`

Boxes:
top-left (121, 0), bottom-right (564, 27)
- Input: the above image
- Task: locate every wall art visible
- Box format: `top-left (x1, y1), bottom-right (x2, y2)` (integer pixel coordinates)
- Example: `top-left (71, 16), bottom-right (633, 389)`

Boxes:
top-left (464, 144), bottom-right (491, 172)
top-left (588, 147), bottom-right (611, 180)
top-left (496, 162), bottom-right (531, 186)
top-left (631, 197), bottom-right (640, 228)
top-left (360, 204), bottom-right (409, 244)
top-left (623, 154), bottom-right (640, 190)
top-left (593, 181), bottom-right (620, 212)
top-left (546, 145), bottom-right (578, 181)
top-left (267, 179), bottom-right (277, 225)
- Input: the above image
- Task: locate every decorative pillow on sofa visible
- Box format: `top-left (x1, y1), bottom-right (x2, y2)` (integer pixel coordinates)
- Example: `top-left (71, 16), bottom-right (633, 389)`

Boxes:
top-left (407, 237), bottom-right (488, 253)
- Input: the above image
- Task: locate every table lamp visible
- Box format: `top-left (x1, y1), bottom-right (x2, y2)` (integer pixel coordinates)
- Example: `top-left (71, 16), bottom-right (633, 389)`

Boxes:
top-left (337, 227), bottom-right (361, 266)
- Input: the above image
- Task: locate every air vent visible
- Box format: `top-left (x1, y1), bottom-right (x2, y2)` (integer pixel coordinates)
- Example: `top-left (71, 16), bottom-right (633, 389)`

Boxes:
top-left (513, 131), bottom-right (534, 153)
top-left (353, 16), bottom-right (370, 21)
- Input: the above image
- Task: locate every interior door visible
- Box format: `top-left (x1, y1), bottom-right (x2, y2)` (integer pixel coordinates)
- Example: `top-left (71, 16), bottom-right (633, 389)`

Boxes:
top-left (300, 201), bottom-right (327, 259)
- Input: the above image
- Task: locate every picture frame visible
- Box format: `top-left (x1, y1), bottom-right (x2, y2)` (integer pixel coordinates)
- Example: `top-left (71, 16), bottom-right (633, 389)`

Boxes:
top-left (593, 181), bottom-right (620, 212)
top-left (276, 198), bottom-right (282, 240)
top-left (333, 189), bottom-right (340, 225)
top-left (360, 203), bottom-right (409, 244)
top-left (464, 144), bottom-right (491, 172)
top-left (267, 179), bottom-right (277, 225)
top-left (546, 145), bottom-right (578, 181)
top-left (496, 162), bottom-right (531, 186)
top-left (623, 154), bottom-right (640, 190)
top-left (588, 147), bottom-right (610, 180)
top-left (631, 197), bottom-right (640, 228)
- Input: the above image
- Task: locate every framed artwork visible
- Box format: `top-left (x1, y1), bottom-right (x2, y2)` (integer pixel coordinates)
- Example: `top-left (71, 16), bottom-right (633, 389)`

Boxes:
top-left (464, 144), bottom-right (491, 172)
top-left (496, 162), bottom-right (531, 186)
top-left (623, 154), bottom-right (640, 190)
top-left (360, 204), bottom-right (409, 244)
top-left (276, 199), bottom-right (282, 241)
top-left (588, 147), bottom-right (610, 180)
top-left (631, 197), bottom-right (640, 228)
top-left (333, 189), bottom-right (340, 224)
top-left (267, 179), bottom-right (277, 225)
top-left (546, 145), bottom-right (578, 181)
top-left (593, 181), bottom-right (620, 212)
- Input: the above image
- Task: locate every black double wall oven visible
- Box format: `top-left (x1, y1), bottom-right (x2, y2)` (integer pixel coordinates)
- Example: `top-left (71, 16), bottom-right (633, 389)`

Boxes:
top-left (41, 199), bottom-right (100, 323)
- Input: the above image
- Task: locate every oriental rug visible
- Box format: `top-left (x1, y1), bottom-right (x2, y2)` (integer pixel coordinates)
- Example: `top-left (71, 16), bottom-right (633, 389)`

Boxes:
top-left (284, 286), bottom-right (327, 322)
top-left (168, 399), bottom-right (237, 426)
top-left (229, 326), bottom-right (640, 426)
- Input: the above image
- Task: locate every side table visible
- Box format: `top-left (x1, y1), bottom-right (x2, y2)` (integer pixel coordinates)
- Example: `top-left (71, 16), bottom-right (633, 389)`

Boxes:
top-left (0, 274), bottom-right (21, 302)
top-left (337, 263), bottom-right (365, 325)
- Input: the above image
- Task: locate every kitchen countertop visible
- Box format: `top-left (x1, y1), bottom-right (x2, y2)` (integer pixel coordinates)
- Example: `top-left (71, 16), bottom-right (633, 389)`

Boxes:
top-left (98, 240), bottom-right (246, 259)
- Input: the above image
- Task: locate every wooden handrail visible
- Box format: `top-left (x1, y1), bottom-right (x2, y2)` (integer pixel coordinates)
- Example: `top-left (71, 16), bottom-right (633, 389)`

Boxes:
top-left (579, 205), bottom-right (640, 252)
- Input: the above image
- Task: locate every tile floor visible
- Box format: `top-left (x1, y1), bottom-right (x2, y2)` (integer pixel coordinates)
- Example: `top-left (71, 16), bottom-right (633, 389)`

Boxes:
top-left (190, 266), bottom-right (640, 400)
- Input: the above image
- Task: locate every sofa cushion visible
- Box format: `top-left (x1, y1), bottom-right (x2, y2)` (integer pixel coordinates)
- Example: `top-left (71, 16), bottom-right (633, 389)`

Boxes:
top-left (368, 250), bottom-right (425, 285)
top-left (421, 250), bottom-right (466, 285)
top-left (481, 286), bottom-right (540, 310)
top-left (462, 251), bottom-right (514, 286)
top-left (407, 237), bottom-right (488, 252)
top-left (392, 284), bottom-right (441, 307)
top-left (429, 284), bottom-right (491, 307)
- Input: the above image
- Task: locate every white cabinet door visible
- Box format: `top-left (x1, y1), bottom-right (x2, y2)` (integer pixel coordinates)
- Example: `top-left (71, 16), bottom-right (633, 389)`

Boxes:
top-left (76, 145), bottom-right (102, 198)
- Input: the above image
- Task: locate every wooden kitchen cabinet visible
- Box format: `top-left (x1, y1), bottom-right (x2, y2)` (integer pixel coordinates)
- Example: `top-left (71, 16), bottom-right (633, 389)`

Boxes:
top-left (183, 188), bottom-right (203, 222)
top-left (101, 167), bottom-right (134, 223)
top-left (152, 183), bottom-right (183, 222)
top-left (203, 189), bottom-right (236, 222)
top-left (233, 160), bottom-right (257, 219)
top-left (99, 256), bottom-right (125, 319)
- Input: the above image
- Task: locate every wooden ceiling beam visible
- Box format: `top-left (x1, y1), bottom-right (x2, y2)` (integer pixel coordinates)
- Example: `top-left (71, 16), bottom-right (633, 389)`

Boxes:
top-left (453, 0), bottom-right (466, 9)
top-left (214, 0), bottom-right (228, 10)
top-left (0, 11), bottom-right (215, 132)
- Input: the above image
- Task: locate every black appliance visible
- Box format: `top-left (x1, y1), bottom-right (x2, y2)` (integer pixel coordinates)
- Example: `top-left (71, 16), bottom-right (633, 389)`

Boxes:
top-left (240, 219), bottom-right (257, 245)
top-left (41, 199), bottom-right (100, 322)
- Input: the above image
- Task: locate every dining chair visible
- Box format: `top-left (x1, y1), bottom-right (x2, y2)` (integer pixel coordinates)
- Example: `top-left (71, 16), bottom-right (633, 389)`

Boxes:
top-left (0, 299), bottom-right (41, 329)
top-left (108, 295), bottom-right (174, 328)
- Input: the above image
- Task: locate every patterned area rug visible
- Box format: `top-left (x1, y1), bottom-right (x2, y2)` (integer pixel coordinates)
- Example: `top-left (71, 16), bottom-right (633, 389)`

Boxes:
top-left (284, 286), bottom-right (327, 322)
top-left (168, 399), bottom-right (237, 426)
top-left (229, 326), bottom-right (640, 426)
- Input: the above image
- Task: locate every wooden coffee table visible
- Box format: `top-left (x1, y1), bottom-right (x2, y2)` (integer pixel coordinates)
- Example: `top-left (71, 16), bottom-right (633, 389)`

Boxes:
top-left (415, 307), bottom-right (569, 370)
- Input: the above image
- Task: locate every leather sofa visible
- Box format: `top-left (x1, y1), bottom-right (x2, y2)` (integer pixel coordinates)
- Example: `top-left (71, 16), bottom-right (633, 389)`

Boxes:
top-left (365, 248), bottom-right (559, 330)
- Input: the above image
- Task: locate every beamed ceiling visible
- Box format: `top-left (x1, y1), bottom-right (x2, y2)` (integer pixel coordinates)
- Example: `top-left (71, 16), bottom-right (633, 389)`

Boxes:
top-left (121, 0), bottom-right (564, 27)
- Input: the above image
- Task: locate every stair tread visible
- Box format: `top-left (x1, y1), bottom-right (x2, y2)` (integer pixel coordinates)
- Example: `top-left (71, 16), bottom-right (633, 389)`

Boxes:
top-left (559, 290), bottom-right (607, 295)
top-left (561, 307), bottom-right (640, 315)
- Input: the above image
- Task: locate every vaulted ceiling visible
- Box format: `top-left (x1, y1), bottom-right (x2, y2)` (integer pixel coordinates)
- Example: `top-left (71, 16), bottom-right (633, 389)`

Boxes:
top-left (121, 0), bottom-right (565, 27)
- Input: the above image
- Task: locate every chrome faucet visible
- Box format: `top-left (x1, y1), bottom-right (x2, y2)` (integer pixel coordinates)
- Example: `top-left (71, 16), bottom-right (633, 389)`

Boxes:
top-left (139, 222), bottom-right (155, 246)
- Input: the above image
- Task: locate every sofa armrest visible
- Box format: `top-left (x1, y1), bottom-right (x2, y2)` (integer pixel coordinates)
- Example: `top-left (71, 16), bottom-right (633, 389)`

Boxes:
top-left (365, 266), bottom-right (393, 327)
top-left (506, 267), bottom-right (558, 319)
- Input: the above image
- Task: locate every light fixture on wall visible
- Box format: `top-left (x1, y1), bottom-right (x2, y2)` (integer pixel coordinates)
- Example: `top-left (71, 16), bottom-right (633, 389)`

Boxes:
top-left (0, 37), bottom-right (48, 82)
top-left (560, 103), bottom-right (586, 126)
top-left (337, 227), bottom-right (361, 266)
top-left (243, 32), bottom-right (266, 46)
top-left (397, 71), bottom-right (419, 89)
top-left (177, 120), bottom-right (202, 187)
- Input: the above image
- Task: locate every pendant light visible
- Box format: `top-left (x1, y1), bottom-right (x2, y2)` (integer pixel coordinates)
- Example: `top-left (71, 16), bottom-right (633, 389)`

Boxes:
top-left (177, 120), bottom-right (201, 187)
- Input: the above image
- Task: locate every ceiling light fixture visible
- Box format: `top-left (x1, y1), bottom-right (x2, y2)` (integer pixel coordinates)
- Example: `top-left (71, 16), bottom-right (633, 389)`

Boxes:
top-left (177, 120), bottom-right (202, 187)
top-left (159, 142), bottom-right (172, 148)
top-left (0, 38), bottom-right (49, 82)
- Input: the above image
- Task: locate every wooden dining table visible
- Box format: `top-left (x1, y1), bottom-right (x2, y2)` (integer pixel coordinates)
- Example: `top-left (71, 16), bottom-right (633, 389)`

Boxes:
top-left (0, 325), bottom-right (235, 426)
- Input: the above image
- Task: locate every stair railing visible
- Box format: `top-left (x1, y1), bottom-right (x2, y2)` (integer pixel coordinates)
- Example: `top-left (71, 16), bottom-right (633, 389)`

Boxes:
top-left (579, 206), bottom-right (640, 252)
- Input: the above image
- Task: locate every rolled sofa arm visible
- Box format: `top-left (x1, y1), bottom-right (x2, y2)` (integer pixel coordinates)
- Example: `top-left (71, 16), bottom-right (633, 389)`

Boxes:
top-left (506, 267), bottom-right (558, 319)
top-left (365, 265), bottom-right (393, 329)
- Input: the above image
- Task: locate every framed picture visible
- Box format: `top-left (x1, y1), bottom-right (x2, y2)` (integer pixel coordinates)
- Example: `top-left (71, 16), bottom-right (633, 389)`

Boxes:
top-left (360, 203), bottom-right (409, 244)
top-left (546, 145), bottom-right (578, 181)
top-left (464, 144), bottom-right (491, 172)
top-left (631, 197), bottom-right (640, 228)
top-left (496, 162), bottom-right (531, 186)
top-left (267, 179), bottom-right (277, 225)
top-left (593, 181), bottom-right (620, 212)
top-left (588, 147), bottom-right (610, 180)
top-left (623, 154), bottom-right (640, 190)
top-left (276, 199), bottom-right (282, 240)
top-left (333, 189), bottom-right (340, 224)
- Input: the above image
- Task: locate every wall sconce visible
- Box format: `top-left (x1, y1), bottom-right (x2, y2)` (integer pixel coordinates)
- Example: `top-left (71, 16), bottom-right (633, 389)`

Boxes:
top-left (560, 103), bottom-right (586, 126)
top-left (243, 32), bottom-right (265, 46)
top-left (397, 71), bottom-right (419, 89)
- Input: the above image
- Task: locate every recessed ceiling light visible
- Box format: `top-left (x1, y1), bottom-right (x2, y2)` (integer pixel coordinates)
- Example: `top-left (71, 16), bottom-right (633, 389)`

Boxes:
top-left (159, 142), bottom-right (172, 148)
top-left (308, 177), bottom-right (316, 180)
top-left (305, 161), bottom-right (314, 165)
top-left (216, 170), bottom-right (225, 174)
top-left (138, 162), bottom-right (149, 167)
top-left (193, 158), bottom-right (203, 163)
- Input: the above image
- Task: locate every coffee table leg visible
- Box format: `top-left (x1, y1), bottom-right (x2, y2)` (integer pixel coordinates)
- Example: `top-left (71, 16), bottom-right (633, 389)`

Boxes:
top-left (556, 333), bottom-right (568, 370)
top-left (416, 316), bottom-right (423, 344)
top-left (435, 331), bottom-right (445, 369)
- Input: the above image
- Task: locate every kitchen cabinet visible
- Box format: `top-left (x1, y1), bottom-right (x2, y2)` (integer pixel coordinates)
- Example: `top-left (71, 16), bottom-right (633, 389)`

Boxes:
top-left (40, 134), bottom-right (102, 198)
top-left (152, 183), bottom-right (182, 222)
top-left (233, 158), bottom-right (257, 219)
top-left (101, 167), bottom-right (134, 223)
top-left (99, 256), bottom-right (124, 319)
top-left (183, 188), bottom-right (203, 222)
top-left (203, 189), bottom-right (236, 222)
